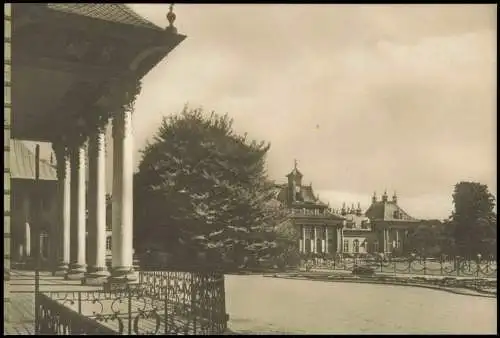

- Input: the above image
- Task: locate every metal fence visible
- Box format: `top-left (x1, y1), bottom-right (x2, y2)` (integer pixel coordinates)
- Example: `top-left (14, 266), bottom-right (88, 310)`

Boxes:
top-left (35, 270), bottom-right (228, 335)
top-left (303, 255), bottom-right (497, 278)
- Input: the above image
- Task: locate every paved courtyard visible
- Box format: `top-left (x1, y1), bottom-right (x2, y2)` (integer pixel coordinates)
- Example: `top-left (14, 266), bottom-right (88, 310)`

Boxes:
top-left (5, 270), bottom-right (102, 335)
top-left (6, 271), bottom-right (497, 335)
top-left (225, 274), bottom-right (497, 334)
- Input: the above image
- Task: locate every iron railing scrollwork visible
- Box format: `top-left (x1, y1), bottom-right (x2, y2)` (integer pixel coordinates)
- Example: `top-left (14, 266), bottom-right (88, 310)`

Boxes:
top-left (35, 270), bottom-right (228, 335)
top-left (301, 255), bottom-right (497, 279)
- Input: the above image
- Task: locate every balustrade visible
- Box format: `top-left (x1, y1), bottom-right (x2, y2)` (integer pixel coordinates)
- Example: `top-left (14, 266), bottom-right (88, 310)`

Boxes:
top-left (35, 270), bottom-right (229, 335)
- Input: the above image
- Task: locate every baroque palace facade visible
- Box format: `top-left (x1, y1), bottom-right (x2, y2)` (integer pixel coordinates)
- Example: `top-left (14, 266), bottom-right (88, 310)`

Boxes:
top-left (272, 163), bottom-right (422, 256)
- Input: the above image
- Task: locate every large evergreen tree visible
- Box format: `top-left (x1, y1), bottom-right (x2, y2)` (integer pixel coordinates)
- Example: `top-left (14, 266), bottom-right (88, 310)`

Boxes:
top-left (451, 181), bottom-right (496, 257)
top-left (134, 106), bottom-right (279, 268)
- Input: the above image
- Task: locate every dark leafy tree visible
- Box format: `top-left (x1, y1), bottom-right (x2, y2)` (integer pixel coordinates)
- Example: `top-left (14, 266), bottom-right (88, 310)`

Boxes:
top-left (451, 182), bottom-right (496, 257)
top-left (134, 106), bottom-right (279, 268)
top-left (406, 220), bottom-right (448, 257)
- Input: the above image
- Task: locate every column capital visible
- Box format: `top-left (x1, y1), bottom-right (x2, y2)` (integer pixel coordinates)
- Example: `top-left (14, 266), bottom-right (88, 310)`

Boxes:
top-left (112, 109), bottom-right (132, 139)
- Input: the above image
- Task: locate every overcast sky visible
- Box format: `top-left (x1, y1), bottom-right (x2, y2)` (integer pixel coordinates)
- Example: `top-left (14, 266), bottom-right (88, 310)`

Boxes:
top-left (29, 4), bottom-right (497, 220)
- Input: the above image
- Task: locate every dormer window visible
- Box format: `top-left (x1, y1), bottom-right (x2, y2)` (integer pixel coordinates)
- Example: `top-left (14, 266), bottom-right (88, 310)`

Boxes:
top-left (393, 211), bottom-right (400, 219)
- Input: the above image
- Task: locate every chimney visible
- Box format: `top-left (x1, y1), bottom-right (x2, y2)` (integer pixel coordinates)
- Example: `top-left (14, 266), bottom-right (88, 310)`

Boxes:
top-left (372, 191), bottom-right (377, 204)
top-left (392, 191), bottom-right (398, 204)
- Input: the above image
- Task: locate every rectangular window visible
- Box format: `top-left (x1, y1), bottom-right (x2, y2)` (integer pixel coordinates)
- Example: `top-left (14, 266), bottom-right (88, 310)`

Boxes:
top-left (317, 239), bottom-right (323, 253)
top-left (4, 107), bottom-right (11, 125)
top-left (327, 227), bottom-right (334, 240)
top-left (106, 236), bottom-right (112, 251)
top-left (4, 147), bottom-right (9, 171)
top-left (353, 239), bottom-right (360, 253)
top-left (343, 239), bottom-right (349, 253)
top-left (304, 226), bottom-right (312, 240)
top-left (327, 239), bottom-right (334, 252)
top-left (304, 238), bottom-right (311, 253)
top-left (4, 85), bottom-right (11, 103)
top-left (373, 241), bottom-right (379, 253)
top-left (5, 63), bottom-right (10, 83)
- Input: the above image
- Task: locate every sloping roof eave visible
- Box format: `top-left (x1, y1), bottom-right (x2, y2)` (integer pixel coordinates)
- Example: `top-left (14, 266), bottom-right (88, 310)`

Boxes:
top-left (45, 3), bottom-right (163, 31)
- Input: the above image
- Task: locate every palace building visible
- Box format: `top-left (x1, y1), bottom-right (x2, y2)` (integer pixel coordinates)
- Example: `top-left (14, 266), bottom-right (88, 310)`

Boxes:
top-left (272, 162), bottom-right (345, 255)
top-left (272, 163), bottom-right (423, 256)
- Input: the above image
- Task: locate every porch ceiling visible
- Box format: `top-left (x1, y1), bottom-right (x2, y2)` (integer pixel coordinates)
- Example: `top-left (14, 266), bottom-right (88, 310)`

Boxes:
top-left (11, 66), bottom-right (78, 141)
top-left (11, 3), bottom-right (186, 142)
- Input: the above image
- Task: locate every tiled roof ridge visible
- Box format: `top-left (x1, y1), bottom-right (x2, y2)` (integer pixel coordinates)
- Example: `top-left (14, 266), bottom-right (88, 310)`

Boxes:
top-left (45, 3), bottom-right (162, 30)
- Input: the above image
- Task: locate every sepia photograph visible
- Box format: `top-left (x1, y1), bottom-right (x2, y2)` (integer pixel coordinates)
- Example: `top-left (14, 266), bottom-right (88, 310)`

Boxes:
top-left (3, 3), bottom-right (497, 335)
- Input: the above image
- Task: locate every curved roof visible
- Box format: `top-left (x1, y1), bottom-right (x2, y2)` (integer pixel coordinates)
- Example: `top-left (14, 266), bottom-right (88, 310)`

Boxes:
top-left (365, 200), bottom-right (417, 222)
top-left (46, 3), bottom-right (162, 31)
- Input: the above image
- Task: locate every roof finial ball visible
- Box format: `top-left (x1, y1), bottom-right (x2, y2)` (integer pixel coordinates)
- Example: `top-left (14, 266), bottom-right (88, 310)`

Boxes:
top-left (166, 4), bottom-right (177, 34)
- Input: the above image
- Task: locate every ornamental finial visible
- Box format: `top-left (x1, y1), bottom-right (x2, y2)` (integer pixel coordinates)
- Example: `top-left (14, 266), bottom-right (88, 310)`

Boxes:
top-left (167, 4), bottom-right (176, 29)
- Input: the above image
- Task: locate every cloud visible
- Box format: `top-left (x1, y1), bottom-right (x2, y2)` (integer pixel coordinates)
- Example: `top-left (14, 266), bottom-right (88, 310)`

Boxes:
top-left (126, 4), bottom-right (496, 219)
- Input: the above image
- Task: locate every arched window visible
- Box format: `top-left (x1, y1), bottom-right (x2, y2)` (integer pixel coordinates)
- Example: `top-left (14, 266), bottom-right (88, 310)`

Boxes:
top-left (353, 239), bottom-right (360, 253)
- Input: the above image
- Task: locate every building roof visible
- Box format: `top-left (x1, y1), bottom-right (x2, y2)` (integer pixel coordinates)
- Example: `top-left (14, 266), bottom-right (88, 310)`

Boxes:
top-left (273, 183), bottom-right (328, 208)
top-left (46, 4), bottom-right (162, 31)
top-left (286, 166), bottom-right (303, 178)
top-left (365, 200), bottom-right (417, 222)
top-left (10, 140), bottom-right (58, 181)
top-left (344, 213), bottom-right (370, 226)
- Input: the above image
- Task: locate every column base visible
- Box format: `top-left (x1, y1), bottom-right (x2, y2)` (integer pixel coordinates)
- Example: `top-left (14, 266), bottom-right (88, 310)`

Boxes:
top-left (54, 262), bottom-right (69, 277)
top-left (108, 266), bottom-right (138, 285)
top-left (65, 263), bottom-right (86, 280)
top-left (83, 267), bottom-right (110, 286)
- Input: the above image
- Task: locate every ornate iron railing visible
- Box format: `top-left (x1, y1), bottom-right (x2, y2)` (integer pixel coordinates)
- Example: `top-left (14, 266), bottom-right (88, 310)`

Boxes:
top-left (302, 255), bottom-right (497, 278)
top-left (36, 292), bottom-right (118, 335)
top-left (35, 270), bottom-right (228, 335)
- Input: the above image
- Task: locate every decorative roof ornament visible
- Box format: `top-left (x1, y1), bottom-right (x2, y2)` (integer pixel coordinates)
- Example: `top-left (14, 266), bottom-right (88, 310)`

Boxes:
top-left (382, 189), bottom-right (388, 202)
top-left (392, 191), bottom-right (398, 203)
top-left (166, 4), bottom-right (177, 34)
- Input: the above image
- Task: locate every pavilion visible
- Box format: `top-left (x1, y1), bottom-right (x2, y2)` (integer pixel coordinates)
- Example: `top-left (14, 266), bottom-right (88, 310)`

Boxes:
top-left (4, 3), bottom-right (186, 322)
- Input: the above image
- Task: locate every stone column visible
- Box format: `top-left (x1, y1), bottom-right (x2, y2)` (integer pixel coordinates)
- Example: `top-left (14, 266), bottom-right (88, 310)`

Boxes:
top-left (336, 227), bottom-right (341, 253)
top-left (396, 229), bottom-right (400, 251)
top-left (111, 110), bottom-right (135, 282)
top-left (23, 196), bottom-right (31, 260)
top-left (302, 225), bottom-right (306, 253)
top-left (54, 147), bottom-right (71, 276)
top-left (325, 226), bottom-right (329, 254)
top-left (85, 131), bottom-right (110, 284)
top-left (385, 229), bottom-right (389, 253)
top-left (66, 144), bottom-right (87, 280)
top-left (313, 226), bottom-right (318, 253)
